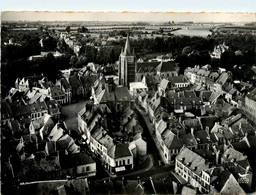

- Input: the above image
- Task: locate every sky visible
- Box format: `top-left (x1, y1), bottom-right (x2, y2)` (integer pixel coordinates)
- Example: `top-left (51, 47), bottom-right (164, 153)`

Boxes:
top-left (1, 0), bottom-right (256, 12)
top-left (1, 0), bottom-right (255, 22)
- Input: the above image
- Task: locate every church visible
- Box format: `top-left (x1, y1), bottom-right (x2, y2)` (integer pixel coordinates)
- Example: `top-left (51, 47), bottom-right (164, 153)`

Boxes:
top-left (118, 35), bottom-right (137, 87)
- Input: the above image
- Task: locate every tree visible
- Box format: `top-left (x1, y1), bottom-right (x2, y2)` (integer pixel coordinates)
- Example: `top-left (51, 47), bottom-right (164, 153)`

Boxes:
top-left (42, 36), bottom-right (57, 51)
top-left (66, 26), bottom-right (71, 33)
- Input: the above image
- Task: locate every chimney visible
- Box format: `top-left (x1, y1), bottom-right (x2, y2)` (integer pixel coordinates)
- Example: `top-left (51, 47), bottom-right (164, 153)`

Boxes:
top-left (215, 150), bottom-right (220, 165)
top-left (122, 177), bottom-right (125, 188)
top-left (205, 126), bottom-right (209, 134)
top-left (137, 176), bottom-right (141, 185)
top-left (191, 128), bottom-right (194, 136)
top-left (245, 166), bottom-right (250, 174)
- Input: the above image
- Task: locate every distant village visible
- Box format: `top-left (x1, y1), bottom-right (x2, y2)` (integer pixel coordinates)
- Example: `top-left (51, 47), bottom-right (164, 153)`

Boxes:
top-left (2, 22), bottom-right (256, 195)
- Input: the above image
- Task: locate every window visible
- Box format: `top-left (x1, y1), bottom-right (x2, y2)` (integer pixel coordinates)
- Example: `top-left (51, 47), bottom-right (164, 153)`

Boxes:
top-left (116, 161), bottom-right (118, 167)
top-left (86, 166), bottom-right (90, 171)
top-left (123, 160), bottom-right (125, 165)
top-left (127, 159), bottom-right (130, 164)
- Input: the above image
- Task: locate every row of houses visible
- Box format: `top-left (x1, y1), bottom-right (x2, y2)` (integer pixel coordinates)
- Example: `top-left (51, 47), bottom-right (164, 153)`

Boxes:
top-left (175, 145), bottom-right (253, 193)
top-left (13, 65), bottom-right (99, 104)
top-left (77, 76), bottom-right (147, 174)
top-left (2, 113), bottom-right (96, 182)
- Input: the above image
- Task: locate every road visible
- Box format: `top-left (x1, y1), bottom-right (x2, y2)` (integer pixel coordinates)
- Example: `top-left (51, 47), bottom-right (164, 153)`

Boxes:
top-left (61, 100), bottom-right (175, 181)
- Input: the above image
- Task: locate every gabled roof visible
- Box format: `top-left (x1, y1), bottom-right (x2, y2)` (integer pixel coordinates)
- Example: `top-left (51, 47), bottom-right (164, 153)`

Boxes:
top-left (60, 78), bottom-right (71, 90)
top-left (176, 147), bottom-right (209, 176)
top-left (169, 76), bottom-right (189, 84)
top-left (69, 75), bottom-right (82, 89)
top-left (180, 133), bottom-right (197, 147)
top-left (162, 129), bottom-right (183, 149)
top-left (1, 100), bottom-right (13, 119)
top-left (199, 116), bottom-right (219, 130)
top-left (137, 62), bottom-right (159, 72)
top-left (158, 79), bottom-right (169, 89)
top-left (222, 147), bottom-right (247, 162)
top-left (156, 61), bottom-right (177, 72)
top-left (194, 130), bottom-right (211, 144)
top-left (114, 87), bottom-right (133, 101)
top-left (216, 72), bottom-right (230, 85)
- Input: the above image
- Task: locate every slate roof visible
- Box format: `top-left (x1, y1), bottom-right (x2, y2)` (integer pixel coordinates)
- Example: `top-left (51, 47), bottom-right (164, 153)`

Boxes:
top-left (162, 129), bottom-right (183, 149)
top-left (222, 147), bottom-right (247, 162)
top-left (60, 152), bottom-right (95, 169)
top-left (156, 61), bottom-right (178, 72)
top-left (176, 147), bottom-right (209, 176)
top-left (1, 100), bottom-right (14, 119)
top-left (199, 116), bottom-right (219, 130)
top-left (137, 62), bottom-right (159, 73)
top-left (169, 76), bottom-right (189, 84)
top-left (216, 72), bottom-right (229, 85)
top-left (114, 87), bottom-right (133, 101)
top-left (69, 75), bottom-right (83, 89)
top-left (60, 78), bottom-right (71, 90)
top-left (194, 130), bottom-right (211, 144)
top-left (50, 86), bottom-right (65, 97)
top-left (158, 79), bottom-right (169, 89)
top-left (107, 143), bottom-right (132, 159)
top-left (246, 88), bottom-right (256, 101)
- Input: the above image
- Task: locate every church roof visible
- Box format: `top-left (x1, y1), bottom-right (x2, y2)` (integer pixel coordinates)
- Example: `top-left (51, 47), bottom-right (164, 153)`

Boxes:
top-left (156, 61), bottom-right (178, 72)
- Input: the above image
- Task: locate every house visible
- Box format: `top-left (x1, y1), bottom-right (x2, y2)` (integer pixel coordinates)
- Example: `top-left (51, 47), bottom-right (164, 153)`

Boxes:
top-left (129, 79), bottom-right (148, 97)
top-left (69, 75), bottom-right (84, 101)
top-left (155, 118), bottom-right (185, 163)
top-left (213, 72), bottom-right (232, 94)
top-left (203, 167), bottom-right (245, 194)
top-left (48, 123), bottom-right (65, 142)
top-left (1, 100), bottom-right (14, 125)
top-left (169, 76), bottom-right (190, 89)
top-left (175, 147), bottom-right (210, 192)
top-left (245, 88), bottom-right (256, 124)
top-left (9, 101), bottom-right (48, 126)
top-left (56, 78), bottom-right (72, 104)
top-left (15, 75), bottom-right (45, 91)
top-left (175, 147), bottom-right (245, 194)
top-left (60, 152), bottom-right (96, 177)
top-left (108, 143), bottom-right (134, 173)
top-left (131, 133), bottom-right (147, 156)
top-left (45, 99), bottom-right (61, 119)
top-left (50, 86), bottom-right (66, 105)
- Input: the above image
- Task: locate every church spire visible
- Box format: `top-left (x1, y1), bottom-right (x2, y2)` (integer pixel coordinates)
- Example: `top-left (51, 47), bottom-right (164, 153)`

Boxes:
top-left (124, 33), bottom-right (131, 54)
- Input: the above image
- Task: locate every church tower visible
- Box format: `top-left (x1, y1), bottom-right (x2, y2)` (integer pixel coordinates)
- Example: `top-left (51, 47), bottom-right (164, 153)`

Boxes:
top-left (118, 34), bottom-right (136, 87)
